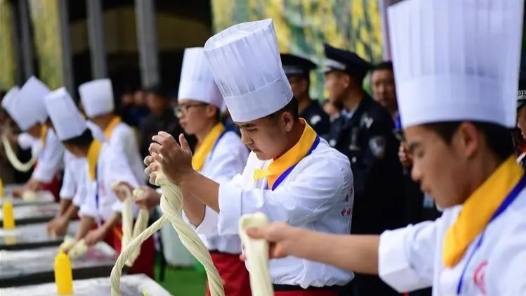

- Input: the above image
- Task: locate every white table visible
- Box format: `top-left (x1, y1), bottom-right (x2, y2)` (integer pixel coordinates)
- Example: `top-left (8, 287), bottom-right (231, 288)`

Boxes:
top-left (0, 190), bottom-right (55, 207)
top-left (0, 274), bottom-right (172, 295)
top-left (0, 242), bottom-right (117, 287)
top-left (0, 221), bottom-right (80, 250)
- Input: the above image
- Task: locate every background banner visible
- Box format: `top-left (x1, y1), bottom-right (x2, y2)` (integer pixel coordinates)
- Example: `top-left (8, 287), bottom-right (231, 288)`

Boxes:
top-left (0, 0), bottom-right (15, 90)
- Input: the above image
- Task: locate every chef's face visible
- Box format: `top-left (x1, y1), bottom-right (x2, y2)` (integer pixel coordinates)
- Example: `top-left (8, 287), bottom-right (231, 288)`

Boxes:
top-left (404, 123), bottom-right (479, 208)
top-left (236, 111), bottom-right (294, 161)
top-left (176, 99), bottom-right (214, 135)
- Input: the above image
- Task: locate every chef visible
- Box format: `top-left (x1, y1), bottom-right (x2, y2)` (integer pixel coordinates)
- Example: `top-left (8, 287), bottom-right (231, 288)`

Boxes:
top-left (44, 87), bottom-right (155, 277)
top-left (138, 47), bottom-right (251, 295)
top-left (145, 19), bottom-right (354, 296)
top-left (1, 77), bottom-right (64, 198)
top-left (79, 79), bottom-right (144, 182)
top-left (244, 1), bottom-right (526, 296)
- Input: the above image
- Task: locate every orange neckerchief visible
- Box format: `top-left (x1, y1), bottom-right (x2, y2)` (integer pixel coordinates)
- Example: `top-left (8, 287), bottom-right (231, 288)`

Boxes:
top-left (253, 119), bottom-right (317, 189)
top-left (104, 116), bottom-right (121, 140)
top-left (87, 140), bottom-right (103, 181)
top-left (442, 156), bottom-right (523, 267)
top-left (192, 123), bottom-right (225, 172)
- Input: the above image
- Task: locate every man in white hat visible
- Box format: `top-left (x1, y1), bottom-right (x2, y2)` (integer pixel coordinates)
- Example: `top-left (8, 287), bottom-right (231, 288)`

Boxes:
top-left (1, 77), bottom-right (64, 198)
top-left (78, 79), bottom-right (144, 183)
top-left (135, 47), bottom-right (251, 296)
top-left (244, 0), bottom-right (526, 295)
top-left (44, 87), bottom-right (155, 277)
top-left (145, 19), bottom-right (354, 295)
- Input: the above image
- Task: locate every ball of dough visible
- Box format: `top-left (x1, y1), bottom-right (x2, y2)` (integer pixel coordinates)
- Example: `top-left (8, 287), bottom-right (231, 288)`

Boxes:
top-left (21, 190), bottom-right (38, 201)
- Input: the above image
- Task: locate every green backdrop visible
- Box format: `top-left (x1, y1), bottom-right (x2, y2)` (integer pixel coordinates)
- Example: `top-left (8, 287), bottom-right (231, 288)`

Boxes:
top-left (210, 0), bottom-right (384, 99)
top-left (0, 1), bottom-right (15, 90)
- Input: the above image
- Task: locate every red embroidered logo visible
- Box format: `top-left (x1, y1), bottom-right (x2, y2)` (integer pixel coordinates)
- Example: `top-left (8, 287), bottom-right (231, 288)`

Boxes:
top-left (473, 260), bottom-right (488, 295)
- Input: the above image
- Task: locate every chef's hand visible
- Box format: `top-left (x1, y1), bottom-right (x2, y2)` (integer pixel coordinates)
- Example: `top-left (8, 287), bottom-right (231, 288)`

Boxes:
top-left (240, 222), bottom-right (297, 260)
top-left (134, 186), bottom-right (161, 211)
top-left (113, 182), bottom-right (134, 202)
top-left (149, 132), bottom-right (194, 185)
top-left (84, 227), bottom-right (107, 246)
top-left (25, 178), bottom-right (41, 191)
top-left (398, 143), bottom-right (413, 168)
top-left (48, 215), bottom-right (69, 236)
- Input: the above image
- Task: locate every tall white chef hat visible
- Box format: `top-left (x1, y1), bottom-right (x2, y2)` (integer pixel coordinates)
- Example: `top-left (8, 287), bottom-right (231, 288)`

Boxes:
top-left (6, 77), bottom-right (50, 131)
top-left (1, 87), bottom-right (21, 127)
top-left (44, 88), bottom-right (87, 141)
top-left (388, 0), bottom-right (523, 128)
top-left (178, 47), bottom-right (223, 109)
top-left (203, 19), bottom-right (293, 122)
top-left (78, 79), bottom-right (115, 118)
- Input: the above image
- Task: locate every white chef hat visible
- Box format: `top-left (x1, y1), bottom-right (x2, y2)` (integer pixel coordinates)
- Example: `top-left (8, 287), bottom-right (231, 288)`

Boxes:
top-left (78, 79), bottom-right (115, 118)
top-left (388, 0), bottom-right (523, 129)
top-left (178, 47), bottom-right (223, 109)
top-left (6, 77), bottom-right (50, 131)
top-left (44, 88), bottom-right (87, 141)
top-left (203, 19), bottom-right (293, 122)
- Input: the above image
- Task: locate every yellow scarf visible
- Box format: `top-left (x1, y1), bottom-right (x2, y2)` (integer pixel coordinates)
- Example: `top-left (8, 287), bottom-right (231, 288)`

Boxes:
top-left (40, 125), bottom-right (48, 145)
top-left (104, 116), bottom-right (121, 140)
top-left (253, 119), bottom-right (317, 189)
top-left (192, 123), bottom-right (225, 172)
top-left (87, 140), bottom-right (102, 181)
top-left (443, 156), bottom-right (523, 267)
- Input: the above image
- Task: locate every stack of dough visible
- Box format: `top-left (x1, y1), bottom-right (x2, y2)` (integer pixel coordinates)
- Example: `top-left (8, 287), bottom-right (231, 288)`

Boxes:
top-left (1, 136), bottom-right (40, 172)
top-left (239, 212), bottom-right (274, 296)
top-left (109, 164), bottom-right (224, 296)
top-left (21, 190), bottom-right (37, 201)
top-left (110, 183), bottom-right (150, 267)
top-left (59, 236), bottom-right (88, 259)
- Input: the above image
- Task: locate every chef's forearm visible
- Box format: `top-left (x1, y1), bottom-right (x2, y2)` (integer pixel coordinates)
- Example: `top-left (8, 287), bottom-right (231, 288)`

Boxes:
top-left (180, 171), bottom-right (220, 212)
top-left (75, 216), bottom-right (95, 240)
top-left (182, 188), bottom-right (207, 227)
top-left (58, 198), bottom-right (72, 216)
top-left (64, 204), bottom-right (79, 220)
top-left (289, 228), bottom-right (380, 275)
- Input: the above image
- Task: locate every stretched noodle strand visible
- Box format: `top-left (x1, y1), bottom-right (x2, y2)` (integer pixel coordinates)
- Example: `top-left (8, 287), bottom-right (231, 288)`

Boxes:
top-left (1, 136), bottom-right (40, 172)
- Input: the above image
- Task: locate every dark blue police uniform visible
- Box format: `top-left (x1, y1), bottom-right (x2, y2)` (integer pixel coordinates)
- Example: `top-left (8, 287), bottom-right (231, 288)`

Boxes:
top-left (324, 43), bottom-right (405, 296)
top-left (281, 53), bottom-right (331, 138)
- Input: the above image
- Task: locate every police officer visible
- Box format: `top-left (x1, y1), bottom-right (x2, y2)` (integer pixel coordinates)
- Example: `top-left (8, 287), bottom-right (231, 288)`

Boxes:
top-left (323, 43), bottom-right (405, 296)
top-left (281, 53), bottom-right (331, 138)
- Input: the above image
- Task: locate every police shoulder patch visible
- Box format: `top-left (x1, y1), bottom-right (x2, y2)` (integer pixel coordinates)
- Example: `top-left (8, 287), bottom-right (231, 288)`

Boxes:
top-left (369, 136), bottom-right (387, 158)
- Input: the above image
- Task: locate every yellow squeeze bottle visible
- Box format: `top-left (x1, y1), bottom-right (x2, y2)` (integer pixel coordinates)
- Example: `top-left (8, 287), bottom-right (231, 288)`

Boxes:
top-left (54, 250), bottom-right (74, 295)
top-left (2, 201), bottom-right (15, 229)
top-left (0, 178), bottom-right (3, 198)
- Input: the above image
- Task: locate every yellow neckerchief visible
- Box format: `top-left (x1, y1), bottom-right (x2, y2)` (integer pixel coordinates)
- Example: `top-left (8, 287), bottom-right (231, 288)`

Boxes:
top-left (87, 140), bottom-right (103, 181)
top-left (104, 116), bottom-right (121, 140)
top-left (253, 119), bottom-right (317, 189)
top-left (192, 123), bottom-right (225, 172)
top-left (442, 156), bottom-right (523, 267)
top-left (40, 125), bottom-right (48, 145)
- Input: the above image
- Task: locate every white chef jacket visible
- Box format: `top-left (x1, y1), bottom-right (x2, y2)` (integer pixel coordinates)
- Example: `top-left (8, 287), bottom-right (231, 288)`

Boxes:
top-left (32, 129), bottom-right (64, 183)
top-left (105, 122), bottom-right (145, 184)
top-left (196, 137), bottom-right (355, 288)
top-left (59, 121), bottom-right (106, 207)
top-left (78, 141), bottom-right (143, 223)
top-left (183, 131), bottom-right (249, 254)
top-left (379, 192), bottom-right (526, 296)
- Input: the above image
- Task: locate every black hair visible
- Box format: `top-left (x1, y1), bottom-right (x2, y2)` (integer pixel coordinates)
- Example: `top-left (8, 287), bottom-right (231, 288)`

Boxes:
top-left (266, 97), bottom-right (300, 121)
top-left (372, 61), bottom-right (393, 73)
top-left (63, 128), bottom-right (94, 148)
top-left (423, 121), bottom-right (514, 161)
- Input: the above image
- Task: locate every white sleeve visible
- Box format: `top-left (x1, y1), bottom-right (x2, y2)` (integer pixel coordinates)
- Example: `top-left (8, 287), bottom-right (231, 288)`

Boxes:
top-left (378, 221), bottom-right (437, 292)
top-left (72, 164), bottom-right (88, 207)
top-left (32, 131), bottom-right (64, 182)
top-left (78, 180), bottom-right (97, 218)
top-left (105, 147), bottom-right (141, 214)
top-left (59, 161), bottom-right (75, 199)
top-left (213, 152), bottom-right (352, 235)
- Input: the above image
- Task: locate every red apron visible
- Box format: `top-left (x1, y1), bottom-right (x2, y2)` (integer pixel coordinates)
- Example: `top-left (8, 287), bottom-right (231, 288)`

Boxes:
top-left (205, 251), bottom-right (252, 296)
top-left (40, 174), bottom-right (61, 202)
top-left (104, 223), bottom-right (155, 278)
